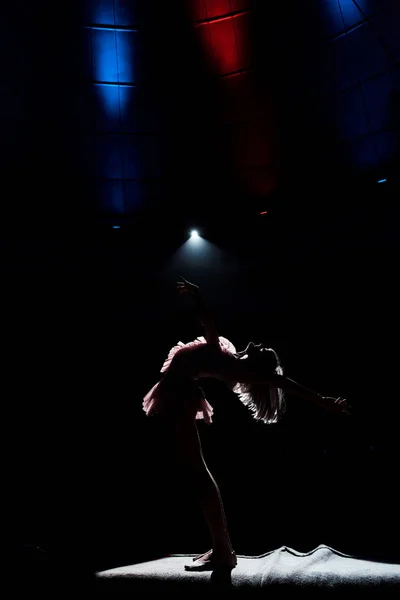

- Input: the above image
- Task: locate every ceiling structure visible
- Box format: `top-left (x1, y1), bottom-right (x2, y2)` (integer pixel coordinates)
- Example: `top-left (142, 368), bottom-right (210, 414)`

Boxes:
top-left (2, 2), bottom-right (398, 228)
top-left (79, 0), bottom-right (398, 224)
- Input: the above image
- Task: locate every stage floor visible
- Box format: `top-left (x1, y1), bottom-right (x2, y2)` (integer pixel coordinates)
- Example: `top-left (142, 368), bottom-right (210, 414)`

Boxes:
top-left (95, 544), bottom-right (400, 595)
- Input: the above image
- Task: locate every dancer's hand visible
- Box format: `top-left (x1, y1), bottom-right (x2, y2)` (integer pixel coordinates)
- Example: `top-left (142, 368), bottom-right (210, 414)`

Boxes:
top-left (177, 276), bottom-right (199, 295)
top-left (323, 396), bottom-right (351, 416)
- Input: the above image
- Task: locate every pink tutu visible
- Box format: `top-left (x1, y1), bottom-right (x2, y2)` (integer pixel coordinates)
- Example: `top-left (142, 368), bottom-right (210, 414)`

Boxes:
top-left (143, 336), bottom-right (237, 424)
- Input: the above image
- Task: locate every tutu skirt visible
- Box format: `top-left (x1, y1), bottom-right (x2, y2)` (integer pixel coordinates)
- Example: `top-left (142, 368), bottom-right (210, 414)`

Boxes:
top-left (143, 336), bottom-right (236, 424)
top-left (143, 378), bottom-right (214, 423)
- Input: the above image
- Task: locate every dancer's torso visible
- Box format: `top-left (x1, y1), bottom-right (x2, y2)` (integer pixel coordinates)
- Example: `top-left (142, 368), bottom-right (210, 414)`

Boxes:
top-left (167, 342), bottom-right (237, 385)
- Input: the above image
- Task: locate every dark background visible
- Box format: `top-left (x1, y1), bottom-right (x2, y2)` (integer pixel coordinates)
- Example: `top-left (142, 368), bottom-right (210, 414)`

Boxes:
top-left (3, 0), bottom-right (399, 582)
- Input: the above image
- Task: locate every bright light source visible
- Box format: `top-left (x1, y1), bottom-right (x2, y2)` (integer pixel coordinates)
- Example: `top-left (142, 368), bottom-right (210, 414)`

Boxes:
top-left (112, 225), bottom-right (120, 229)
top-left (190, 230), bottom-right (199, 238)
top-left (378, 178), bottom-right (387, 184)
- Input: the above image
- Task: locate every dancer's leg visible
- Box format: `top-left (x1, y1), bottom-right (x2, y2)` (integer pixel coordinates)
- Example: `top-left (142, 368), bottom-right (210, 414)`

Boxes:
top-left (167, 415), bottom-right (236, 569)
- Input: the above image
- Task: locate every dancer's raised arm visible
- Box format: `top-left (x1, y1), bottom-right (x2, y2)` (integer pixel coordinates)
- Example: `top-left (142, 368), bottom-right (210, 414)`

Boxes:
top-left (177, 276), bottom-right (219, 346)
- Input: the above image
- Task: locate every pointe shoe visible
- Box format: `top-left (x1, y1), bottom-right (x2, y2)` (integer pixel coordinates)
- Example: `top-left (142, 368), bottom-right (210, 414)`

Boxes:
top-left (193, 550), bottom-right (211, 562)
top-left (185, 550), bottom-right (237, 571)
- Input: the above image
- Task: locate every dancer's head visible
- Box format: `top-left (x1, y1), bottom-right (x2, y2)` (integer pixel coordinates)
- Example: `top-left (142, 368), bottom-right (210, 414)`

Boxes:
top-left (234, 344), bottom-right (285, 424)
top-left (238, 342), bottom-right (276, 368)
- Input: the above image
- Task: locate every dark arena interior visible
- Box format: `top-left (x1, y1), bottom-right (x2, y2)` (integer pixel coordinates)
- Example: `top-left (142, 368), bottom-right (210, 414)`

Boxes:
top-left (6, 0), bottom-right (400, 595)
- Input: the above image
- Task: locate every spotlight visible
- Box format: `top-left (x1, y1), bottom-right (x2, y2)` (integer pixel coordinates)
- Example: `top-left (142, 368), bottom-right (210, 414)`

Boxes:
top-left (190, 230), bottom-right (199, 238)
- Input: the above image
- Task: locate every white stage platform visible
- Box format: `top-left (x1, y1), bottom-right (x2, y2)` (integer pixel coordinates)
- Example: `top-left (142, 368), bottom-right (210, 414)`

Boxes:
top-left (95, 544), bottom-right (400, 595)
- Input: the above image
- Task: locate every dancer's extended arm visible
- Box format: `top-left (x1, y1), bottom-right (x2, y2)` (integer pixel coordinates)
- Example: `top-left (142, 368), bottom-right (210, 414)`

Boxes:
top-left (241, 366), bottom-right (350, 415)
top-left (272, 374), bottom-right (349, 414)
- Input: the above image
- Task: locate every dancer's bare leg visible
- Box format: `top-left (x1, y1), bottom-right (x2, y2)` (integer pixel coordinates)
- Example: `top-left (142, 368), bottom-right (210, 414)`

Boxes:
top-left (167, 414), bottom-right (236, 570)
